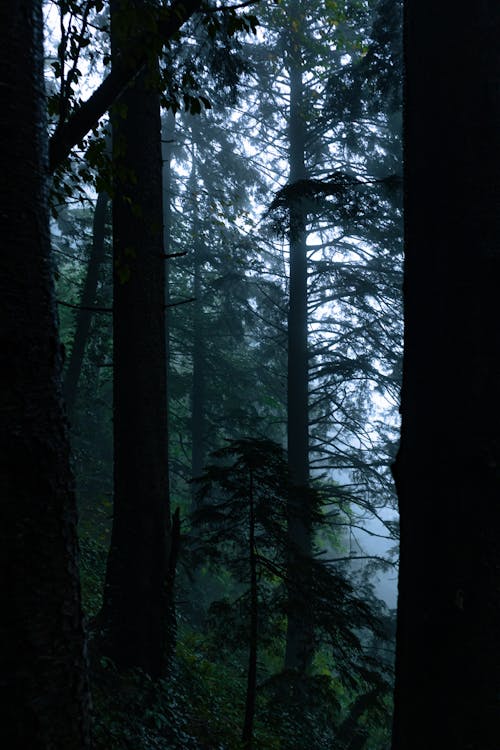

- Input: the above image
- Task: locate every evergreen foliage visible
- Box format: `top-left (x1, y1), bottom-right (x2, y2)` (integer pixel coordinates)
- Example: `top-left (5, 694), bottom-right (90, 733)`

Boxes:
top-left (43, 0), bottom-right (402, 745)
top-left (8, 0), bottom-right (500, 746)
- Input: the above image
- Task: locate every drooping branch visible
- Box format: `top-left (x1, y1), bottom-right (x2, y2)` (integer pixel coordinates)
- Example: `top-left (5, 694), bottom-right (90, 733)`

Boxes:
top-left (57, 298), bottom-right (112, 313)
top-left (267, 172), bottom-right (402, 213)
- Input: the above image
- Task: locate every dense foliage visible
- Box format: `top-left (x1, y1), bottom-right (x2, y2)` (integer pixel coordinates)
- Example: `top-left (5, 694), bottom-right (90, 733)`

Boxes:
top-left (47, 0), bottom-right (402, 746)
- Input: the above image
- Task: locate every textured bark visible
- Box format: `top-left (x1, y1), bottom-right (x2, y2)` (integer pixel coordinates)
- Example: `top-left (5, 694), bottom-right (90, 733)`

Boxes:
top-left (63, 191), bottom-right (109, 416)
top-left (284, 0), bottom-right (313, 673)
top-left (101, 0), bottom-right (170, 677)
top-left (0, 2), bottom-right (90, 747)
top-left (392, 2), bottom-right (500, 748)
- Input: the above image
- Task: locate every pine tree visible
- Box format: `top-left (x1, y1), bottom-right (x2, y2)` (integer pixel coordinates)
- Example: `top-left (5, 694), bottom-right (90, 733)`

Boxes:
top-left (191, 438), bottom-right (392, 749)
top-left (236, 0), bottom-right (403, 671)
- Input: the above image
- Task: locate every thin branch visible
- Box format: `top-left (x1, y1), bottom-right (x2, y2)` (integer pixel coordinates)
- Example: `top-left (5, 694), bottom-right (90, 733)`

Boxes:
top-left (57, 299), bottom-right (112, 313)
top-left (165, 297), bottom-right (196, 309)
top-left (319, 554), bottom-right (398, 567)
top-left (162, 251), bottom-right (188, 259)
top-left (202, 0), bottom-right (259, 11)
top-left (58, 296), bottom-right (195, 312)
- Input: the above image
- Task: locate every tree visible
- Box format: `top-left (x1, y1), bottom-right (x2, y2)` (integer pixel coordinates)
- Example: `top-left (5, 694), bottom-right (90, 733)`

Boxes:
top-left (247, 0), bottom-right (403, 672)
top-left (192, 440), bottom-right (284, 749)
top-left (165, 103), bottom-right (279, 511)
top-left (191, 439), bottom-right (391, 749)
top-left (99, 0), bottom-right (256, 678)
top-left (283, 0), bottom-right (313, 673)
top-left (0, 1), bottom-right (90, 746)
top-left (100, 0), bottom-right (172, 677)
top-left (391, 2), bottom-right (500, 748)
top-left (188, 117), bottom-right (207, 497)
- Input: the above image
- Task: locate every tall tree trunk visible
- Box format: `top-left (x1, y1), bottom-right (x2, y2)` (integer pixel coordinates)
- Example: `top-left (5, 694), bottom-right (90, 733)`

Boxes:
top-left (391, 2), bottom-right (500, 748)
top-left (101, 0), bottom-right (171, 678)
top-left (162, 109), bottom-right (175, 383)
top-left (162, 109), bottom-right (178, 648)
top-left (0, 1), bottom-right (90, 746)
top-left (63, 191), bottom-right (109, 416)
top-left (191, 247), bottom-right (205, 490)
top-left (284, 0), bottom-right (312, 674)
top-left (189, 124), bottom-right (206, 498)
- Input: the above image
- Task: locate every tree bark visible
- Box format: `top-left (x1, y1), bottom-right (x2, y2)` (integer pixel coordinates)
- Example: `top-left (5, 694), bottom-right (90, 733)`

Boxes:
top-left (0, 1), bottom-right (90, 747)
top-left (284, 0), bottom-right (313, 674)
top-left (63, 191), bottom-right (109, 416)
top-left (391, 2), bottom-right (500, 748)
top-left (101, 0), bottom-right (171, 678)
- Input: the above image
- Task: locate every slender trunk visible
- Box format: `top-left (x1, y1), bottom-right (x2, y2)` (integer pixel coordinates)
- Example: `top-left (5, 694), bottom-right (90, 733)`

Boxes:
top-left (191, 248), bottom-right (205, 487)
top-left (284, 0), bottom-right (312, 674)
top-left (0, 1), bottom-right (90, 746)
top-left (190, 127), bottom-right (206, 498)
top-left (63, 191), bottom-right (109, 416)
top-left (242, 469), bottom-right (258, 750)
top-left (101, 0), bottom-right (170, 677)
top-left (162, 110), bottom-right (175, 372)
top-left (162, 110), bottom-right (177, 652)
top-left (391, 2), bottom-right (500, 748)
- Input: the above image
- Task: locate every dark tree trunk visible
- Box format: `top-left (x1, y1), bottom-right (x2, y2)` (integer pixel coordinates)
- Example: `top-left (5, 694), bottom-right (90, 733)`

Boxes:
top-left (101, 0), bottom-right (171, 678)
top-left (392, 2), bottom-right (500, 748)
top-left (0, 1), bottom-right (90, 747)
top-left (284, 0), bottom-right (313, 674)
top-left (63, 191), bottom-right (109, 416)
